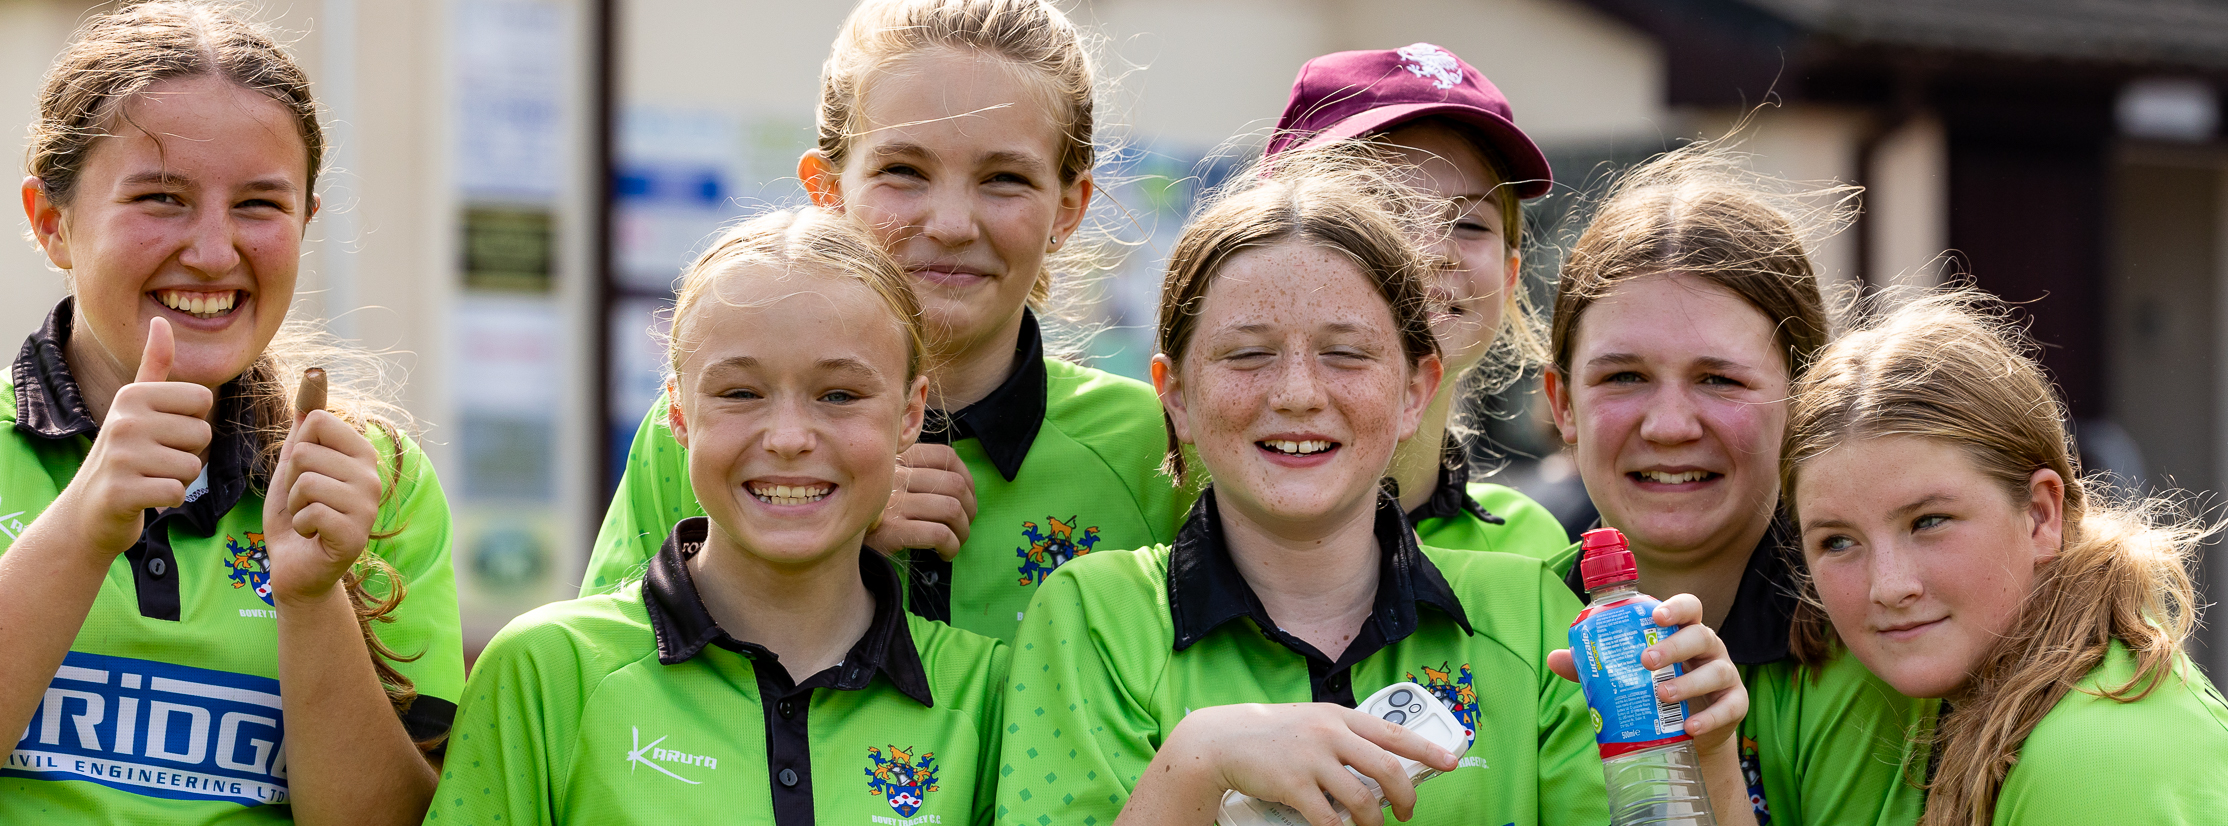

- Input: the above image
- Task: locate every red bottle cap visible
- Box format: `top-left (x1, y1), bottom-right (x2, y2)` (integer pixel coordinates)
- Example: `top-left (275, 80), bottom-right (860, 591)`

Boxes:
top-left (1579, 528), bottom-right (1638, 591)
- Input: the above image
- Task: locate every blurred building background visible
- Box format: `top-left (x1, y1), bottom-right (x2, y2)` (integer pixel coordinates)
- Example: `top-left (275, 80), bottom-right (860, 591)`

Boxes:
top-left (5, 0), bottom-right (2227, 675)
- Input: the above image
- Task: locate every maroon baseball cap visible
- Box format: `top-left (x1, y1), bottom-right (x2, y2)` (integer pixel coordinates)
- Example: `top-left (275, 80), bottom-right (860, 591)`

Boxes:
top-left (1269, 43), bottom-right (1552, 199)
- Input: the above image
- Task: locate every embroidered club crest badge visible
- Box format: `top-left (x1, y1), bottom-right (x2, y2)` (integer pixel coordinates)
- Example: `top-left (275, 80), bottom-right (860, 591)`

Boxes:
top-left (1406, 661), bottom-right (1479, 739)
top-left (223, 532), bottom-right (274, 606)
top-left (865, 745), bottom-right (940, 817)
top-left (1014, 516), bottom-right (1101, 586)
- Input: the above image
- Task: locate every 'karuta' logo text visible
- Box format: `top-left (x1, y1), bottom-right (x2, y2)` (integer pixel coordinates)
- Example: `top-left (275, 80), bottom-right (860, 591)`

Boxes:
top-left (623, 726), bottom-right (714, 784)
top-left (1014, 516), bottom-right (1100, 586)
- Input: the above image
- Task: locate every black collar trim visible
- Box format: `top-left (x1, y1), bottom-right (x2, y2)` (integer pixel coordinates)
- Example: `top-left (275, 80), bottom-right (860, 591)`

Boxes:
top-left (643, 517), bottom-right (934, 706)
top-left (14, 297), bottom-right (97, 440)
top-left (1403, 439), bottom-right (1505, 526)
top-left (1167, 487), bottom-right (1473, 652)
top-left (1561, 519), bottom-right (1800, 665)
top-left (917, 310), bottom-right (1046, 482)
top-left (14, 297), bottom-right (258, 537)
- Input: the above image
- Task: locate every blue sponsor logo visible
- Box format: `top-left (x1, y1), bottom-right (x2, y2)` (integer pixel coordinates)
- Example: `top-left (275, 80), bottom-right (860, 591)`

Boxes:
top-left (6, 651), bottom-right (288, 806)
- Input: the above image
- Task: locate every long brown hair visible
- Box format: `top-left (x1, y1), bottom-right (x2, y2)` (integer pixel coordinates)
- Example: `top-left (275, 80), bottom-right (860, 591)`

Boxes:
top-left (1782, 289), bottom-right (2204, 826)
top-left (28, 0), bottom-right (432, 746)
top-left (1156, 142), bottom-right (1444, 485)
top-left (1549, 140), bottom-right (1844, 381)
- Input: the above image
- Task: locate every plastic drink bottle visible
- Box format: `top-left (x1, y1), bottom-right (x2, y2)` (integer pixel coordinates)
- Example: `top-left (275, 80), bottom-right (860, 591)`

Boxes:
top-left (1567, 528), bottom-right (1717, 826)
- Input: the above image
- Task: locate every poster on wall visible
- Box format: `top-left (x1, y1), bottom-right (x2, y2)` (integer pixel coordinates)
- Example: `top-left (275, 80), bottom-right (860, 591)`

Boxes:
top-left (450, 0), bottom-right (575, 630)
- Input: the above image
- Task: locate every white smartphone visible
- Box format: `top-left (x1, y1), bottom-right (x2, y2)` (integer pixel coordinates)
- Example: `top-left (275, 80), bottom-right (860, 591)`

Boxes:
top-left (1214, 681), bottom-right (1474, 826)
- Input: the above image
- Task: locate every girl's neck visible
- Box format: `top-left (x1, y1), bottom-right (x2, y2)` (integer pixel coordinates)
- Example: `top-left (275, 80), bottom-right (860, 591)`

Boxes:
top-left (688, 532), bottom-right (876, 683)
top-left (1219, 496), bottom-right (1383, 661)
top-left (1629, 517), bottom-right (1771, 630)
top-left (927, 309), bottom-right (1029, 412)
top-left (1388, 385), bottom-right (1460, 515)
top-left (65, 319), bottom-right (134, 426)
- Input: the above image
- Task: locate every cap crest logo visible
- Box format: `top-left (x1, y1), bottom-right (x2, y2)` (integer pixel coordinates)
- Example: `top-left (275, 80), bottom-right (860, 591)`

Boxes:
top-left (1396, 43), bottom-right (1463, 90)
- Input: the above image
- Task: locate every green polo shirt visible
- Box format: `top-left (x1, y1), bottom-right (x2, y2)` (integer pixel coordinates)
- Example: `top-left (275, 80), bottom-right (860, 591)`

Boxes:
top-left (582, 312), bottom-right (1192, 643)
top-left (2, 298), bottom-right (463, 823)
top-left (430, 518), bottom-right (1008, 826)
top-left (1546, 524), bottom-right (1933, 826)
top-left (1990, 641), bottom-right (2228, 824)
top-left (1405, 444), bottom-right (1570, 558)
top-left (997, 489), bottom-right (1608, 826)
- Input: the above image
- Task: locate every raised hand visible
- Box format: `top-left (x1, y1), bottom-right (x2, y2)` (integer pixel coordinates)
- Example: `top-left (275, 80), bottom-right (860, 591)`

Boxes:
top-left (866, 442), bottom-right (978, 560)
top-left (1548, 593), bottom-right (1750, 753)
top-left (62, 316), bottom-right (213, 555)
top-left (262, 377), bottom-right (382, 605)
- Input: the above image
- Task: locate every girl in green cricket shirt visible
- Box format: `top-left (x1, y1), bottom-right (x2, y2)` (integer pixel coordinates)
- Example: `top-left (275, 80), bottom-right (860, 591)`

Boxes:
top-left (1265, 43), bottom-right (1568, 555)
top-left (582, 0), bottom-right (1189, 644)
top-left (431, 208), bottom-right (1008, 826)
top-left (1784, 290), bottom-right (2228, 826)
top-left (1, 3), bottom-right (462, 824)
top-left (998, 144), bottom-right (1757, 826)
top-left (1539, 141), bottom-right (1935, 826)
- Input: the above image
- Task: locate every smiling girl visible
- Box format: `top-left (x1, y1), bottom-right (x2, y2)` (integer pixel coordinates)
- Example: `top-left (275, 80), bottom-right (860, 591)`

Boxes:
top-left (582, 0), bottom-right (1187, 644)
top-left (431, 208), bottom-right (1008, 826)
top-left (1784, 291), bottom-right (2228, 826)
top-left (1540, 143), bottom-right (1933, 825)
top-left (997, 145), bottom-right (1754, 826)
top-left (1266, 43), bottom-right (1566, 555)
top-left (1, 4), bottom-right (461, 824)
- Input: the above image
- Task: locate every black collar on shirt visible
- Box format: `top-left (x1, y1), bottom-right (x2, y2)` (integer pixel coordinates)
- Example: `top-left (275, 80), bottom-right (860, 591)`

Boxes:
top-left (1402, 439), bottom-right (1506, 526)
top-left (643, 516), bottom-right (935, 707)
top-left (14, 297), bottom-right (262, 620)
top-left (1167, 487), bottom-right (1476, 653)
top-left (14, 297), bottom-right (260, 532)
top-left (1560, 519), bottom-right (1801, 666)
top-left (917, 309), bottom-right (1047, 483)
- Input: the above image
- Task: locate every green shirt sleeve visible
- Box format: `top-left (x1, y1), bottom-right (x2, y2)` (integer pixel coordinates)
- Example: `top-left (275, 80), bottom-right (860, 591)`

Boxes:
top-left (975, 641), bottom-right (1013, 826)
top-left (1469, 482), bottom-right (1573, 553)
top-left (427, 604), bottom-right (605, 825)
top-left (1528, 561), bottom-right (1612, 826)
top-left (1740, 654), bottom-right (1932, 826)
top-left (582, 394), bottom-right (698, 596)
top-left (1991, 648), bottom-right (2228, 825)
top-left (368, 431), bottom-right (466, 707)
top-left (999, 553), bottom-right (1167, 826)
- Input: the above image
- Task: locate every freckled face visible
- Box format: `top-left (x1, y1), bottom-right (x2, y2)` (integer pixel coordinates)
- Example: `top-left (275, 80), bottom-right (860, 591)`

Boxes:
top-left (1380, 120), bottom-right (1518, 374)
top-left (831, 47), bottom-right (1089, 359)
top-left (1552, 273), bottom-right (1789, 567)
top-left (670, 268), bottom-right (928, 568)
top-left (36, 75), bottom-right (312, 392)
top-left (1156, 242), bottom-right (1441, 536)
top-left (1796, 436), bottom-right (2054, 699)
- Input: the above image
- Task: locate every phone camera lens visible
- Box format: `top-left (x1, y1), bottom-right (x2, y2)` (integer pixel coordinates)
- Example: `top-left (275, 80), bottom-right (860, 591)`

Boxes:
top-left (1382, 709), bottom-right (1408, 725)
top-left (1389, 689), bottom-right (1412, 706)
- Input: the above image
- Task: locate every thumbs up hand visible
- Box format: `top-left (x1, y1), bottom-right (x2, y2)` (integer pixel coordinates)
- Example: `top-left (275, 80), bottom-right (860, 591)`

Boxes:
top-left (262, 372), bottom-right (382, 605)
top-left (59, 317), bottom-right (214, 556)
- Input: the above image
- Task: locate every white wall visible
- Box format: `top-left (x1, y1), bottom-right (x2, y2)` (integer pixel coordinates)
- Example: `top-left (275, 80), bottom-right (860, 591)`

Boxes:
top-left (0, 0), bottom-right (96, 342)
top-left (1077, 0), bottom-right (1663, 151)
